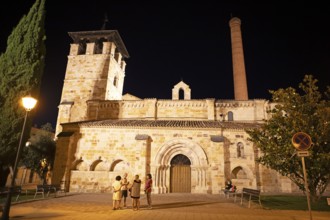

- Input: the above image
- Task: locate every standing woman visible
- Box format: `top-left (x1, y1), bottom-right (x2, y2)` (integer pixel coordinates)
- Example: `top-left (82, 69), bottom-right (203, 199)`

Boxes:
top-left (120, 173), bottom-right (129, 208)
top-left (112, 175), bottom-right (122, 210)
top-left (130, 174), bottom-right (142, 211)
top-left (144, 173), bottom-right (153, 209)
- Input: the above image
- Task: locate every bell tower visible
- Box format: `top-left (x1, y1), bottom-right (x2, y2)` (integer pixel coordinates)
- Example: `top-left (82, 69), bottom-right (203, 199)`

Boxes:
top-left (55, 30), bottom-right (129, 135)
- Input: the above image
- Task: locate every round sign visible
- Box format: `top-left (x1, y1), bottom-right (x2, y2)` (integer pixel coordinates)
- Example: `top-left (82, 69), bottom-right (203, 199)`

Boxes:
top-left (292, 132), bottom-right (312, 151)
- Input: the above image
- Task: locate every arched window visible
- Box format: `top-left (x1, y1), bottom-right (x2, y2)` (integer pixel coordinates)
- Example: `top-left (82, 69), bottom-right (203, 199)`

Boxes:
top-left (113, 76), bottom-right (118, 87)
top-left (231, 166), bottom-right (247, 179)
top-left (178, 88), bottom-right (184, 100)
top-left (237, 142), bottom-right (244, 158)
top-left (94, 39), bottom-right (104, 54)
top-left (78, 42), bottom-right (86, 55)
top-left (228, 111), bottom-right (234, 121)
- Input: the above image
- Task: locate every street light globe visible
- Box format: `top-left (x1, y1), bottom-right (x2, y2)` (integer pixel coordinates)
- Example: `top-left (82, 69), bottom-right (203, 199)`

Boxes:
top-left (22, 96), bottom-right (37, 111)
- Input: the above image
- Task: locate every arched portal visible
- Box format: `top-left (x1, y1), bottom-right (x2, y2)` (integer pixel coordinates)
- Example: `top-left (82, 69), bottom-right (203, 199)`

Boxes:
top-left (153, 139), bottom-right (209, 194)
top-left (170, 154), bottom-right (191, 192)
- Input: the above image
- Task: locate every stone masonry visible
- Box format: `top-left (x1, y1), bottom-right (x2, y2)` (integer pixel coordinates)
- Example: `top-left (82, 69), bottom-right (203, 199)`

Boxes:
top-left (52, 18), bottom-right (300, 195)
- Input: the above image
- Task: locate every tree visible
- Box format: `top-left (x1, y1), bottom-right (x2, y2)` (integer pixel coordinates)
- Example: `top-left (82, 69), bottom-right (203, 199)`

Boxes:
top-left (247, 75), bottom-right (330, 202)
top-left (22, 123), bottom-right (56, 184)
top-left (0, 0), bottom-right (46, 186)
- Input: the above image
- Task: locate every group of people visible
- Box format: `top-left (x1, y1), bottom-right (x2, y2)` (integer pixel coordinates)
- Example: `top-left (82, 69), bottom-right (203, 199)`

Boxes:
top-left (112, 173), bottom-right (153, 211)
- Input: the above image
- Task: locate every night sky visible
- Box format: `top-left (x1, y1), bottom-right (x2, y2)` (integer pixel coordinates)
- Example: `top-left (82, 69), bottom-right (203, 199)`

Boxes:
top-left (1, 1), bottom-right (329, 128)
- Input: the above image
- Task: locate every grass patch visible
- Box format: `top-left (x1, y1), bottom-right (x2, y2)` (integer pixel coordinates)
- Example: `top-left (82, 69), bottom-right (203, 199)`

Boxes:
top-left (0, 195), bottom-right (34, 204)
top-left (0, 190), bottom-right (52, 204)
top-left (261, 195), bottom-right (330, 211)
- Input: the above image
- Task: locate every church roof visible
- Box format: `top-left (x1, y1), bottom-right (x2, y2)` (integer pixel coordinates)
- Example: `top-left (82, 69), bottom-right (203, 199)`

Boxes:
top-left (68, 30), bottom-right (129, 58)
top-left (76, 119), bottom-right (261, 130)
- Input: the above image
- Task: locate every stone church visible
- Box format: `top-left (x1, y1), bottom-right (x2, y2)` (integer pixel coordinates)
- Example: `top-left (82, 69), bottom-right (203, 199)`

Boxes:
top-left (52, 17), bottom-right (298, 194)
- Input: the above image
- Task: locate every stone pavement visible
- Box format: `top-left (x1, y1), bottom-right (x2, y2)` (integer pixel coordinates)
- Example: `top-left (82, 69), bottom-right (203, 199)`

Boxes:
top-left (6, 193), bottom-right (330, 220)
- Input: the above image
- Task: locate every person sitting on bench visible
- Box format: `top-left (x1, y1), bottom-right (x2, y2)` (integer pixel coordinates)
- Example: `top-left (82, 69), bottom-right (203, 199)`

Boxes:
top-left (224, 179), bottom-right (236, 194)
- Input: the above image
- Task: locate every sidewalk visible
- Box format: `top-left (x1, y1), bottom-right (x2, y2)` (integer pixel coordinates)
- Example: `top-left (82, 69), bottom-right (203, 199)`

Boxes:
top-left (6, 193), bottom-right (330, 220)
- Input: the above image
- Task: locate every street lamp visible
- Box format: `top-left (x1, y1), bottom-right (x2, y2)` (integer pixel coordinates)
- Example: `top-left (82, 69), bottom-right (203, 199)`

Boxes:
top-left (1, 96), bottom-right (37, 220)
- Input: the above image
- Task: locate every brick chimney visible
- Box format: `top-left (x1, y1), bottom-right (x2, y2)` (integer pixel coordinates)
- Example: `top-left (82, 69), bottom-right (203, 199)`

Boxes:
top-left (229, 17), bottom-right (248, 101)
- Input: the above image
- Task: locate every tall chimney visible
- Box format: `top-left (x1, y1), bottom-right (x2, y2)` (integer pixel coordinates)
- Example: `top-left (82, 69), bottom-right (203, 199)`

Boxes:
top-left (229, 17), bottom-right (248, 100)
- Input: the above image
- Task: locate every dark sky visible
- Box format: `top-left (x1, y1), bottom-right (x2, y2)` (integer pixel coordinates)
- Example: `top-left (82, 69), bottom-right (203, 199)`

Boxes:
top-left (1, 1), bottom-right (329, 128)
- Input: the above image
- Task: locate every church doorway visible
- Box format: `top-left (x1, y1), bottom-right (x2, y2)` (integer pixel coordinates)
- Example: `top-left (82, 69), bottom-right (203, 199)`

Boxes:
top-left (170, 154), bottom-right (191, 193)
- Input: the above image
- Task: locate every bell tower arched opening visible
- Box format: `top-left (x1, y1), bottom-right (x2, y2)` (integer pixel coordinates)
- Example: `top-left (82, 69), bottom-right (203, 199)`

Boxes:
top-left (172, 81), bottom-right (191, 100)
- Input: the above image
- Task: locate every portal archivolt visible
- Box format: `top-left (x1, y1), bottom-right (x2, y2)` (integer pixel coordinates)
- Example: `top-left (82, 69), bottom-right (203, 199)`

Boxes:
top-left (153, 139), bottom-right (209, 193)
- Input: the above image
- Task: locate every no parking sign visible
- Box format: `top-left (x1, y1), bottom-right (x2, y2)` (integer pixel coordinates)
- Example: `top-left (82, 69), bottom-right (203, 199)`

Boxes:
top-left (291, 132), bottom-right (313, 219)
top-left (292, 132), bottom-right (313, 156)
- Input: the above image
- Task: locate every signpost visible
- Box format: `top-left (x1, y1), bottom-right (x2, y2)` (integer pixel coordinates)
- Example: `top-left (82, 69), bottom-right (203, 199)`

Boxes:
top-left (291, 132), bottom-right (313, 220)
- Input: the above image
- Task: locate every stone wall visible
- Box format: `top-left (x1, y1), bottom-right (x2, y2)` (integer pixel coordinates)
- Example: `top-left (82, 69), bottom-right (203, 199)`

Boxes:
top-left (54, 123), bottom-right (288, 194)
top-left (56, 40), bottom-right (126, 135)
top-left (85, 99), bottom-right (269, 121)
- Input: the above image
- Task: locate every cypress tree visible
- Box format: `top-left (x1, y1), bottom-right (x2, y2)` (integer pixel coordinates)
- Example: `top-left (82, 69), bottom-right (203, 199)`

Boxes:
top-left (0, 0), bottom-right (46, 186)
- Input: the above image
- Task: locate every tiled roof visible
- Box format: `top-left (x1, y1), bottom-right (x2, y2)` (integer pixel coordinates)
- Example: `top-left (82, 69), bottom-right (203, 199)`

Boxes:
top-left (78, 119), bottom-right (261, 130)
top-left (68, 30), bottom-right (129, 58)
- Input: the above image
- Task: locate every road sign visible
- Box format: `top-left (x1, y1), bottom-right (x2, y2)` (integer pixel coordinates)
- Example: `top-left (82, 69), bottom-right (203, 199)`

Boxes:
top-left (291, 132), bottom-right (313, 220)
top-left (297, 151), bottom-right (310, 157)
top-left (292, 132), bottom-right (312, 151)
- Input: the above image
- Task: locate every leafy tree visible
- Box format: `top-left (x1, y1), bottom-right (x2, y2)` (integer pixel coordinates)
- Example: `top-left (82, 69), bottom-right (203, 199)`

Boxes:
top-left (247, 75), bottom-right (330, 202)
top-left (0, 0), bottom-right (46, 186)
top-left (22, 123), bottom-right (56, 184)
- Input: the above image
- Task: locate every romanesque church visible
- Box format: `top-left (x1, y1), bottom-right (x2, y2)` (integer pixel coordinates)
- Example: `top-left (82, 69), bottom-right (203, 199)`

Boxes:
top-left (52, 17), bottom-right (298, 194)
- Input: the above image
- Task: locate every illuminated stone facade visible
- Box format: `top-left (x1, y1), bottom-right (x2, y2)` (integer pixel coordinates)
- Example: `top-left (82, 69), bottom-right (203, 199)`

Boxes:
top-left (52, 20), bottom-right (299, 194)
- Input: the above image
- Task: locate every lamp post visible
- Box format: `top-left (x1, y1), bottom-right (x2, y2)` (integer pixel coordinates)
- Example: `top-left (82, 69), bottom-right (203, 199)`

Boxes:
top-left (1, 96), bottom-right (37, 220)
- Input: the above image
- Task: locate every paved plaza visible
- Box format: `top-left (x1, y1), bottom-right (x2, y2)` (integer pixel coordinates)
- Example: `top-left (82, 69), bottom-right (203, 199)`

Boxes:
top-left (5, 193), bottom-right (330, 220)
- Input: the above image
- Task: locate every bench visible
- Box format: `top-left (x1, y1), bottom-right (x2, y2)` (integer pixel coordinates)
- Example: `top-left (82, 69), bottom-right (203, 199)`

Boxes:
top-left (240, 187), bottom-right (262, 208)
top-left (21, 184), bottom-right (37, 196)
top-left (0, 186), bottom-right (22, 202)
top-left (34, 184), bottom-right (65, 198)
top-left (54, 184), bottom-right (66, 196)
top-left (221, 187), bottom-right (239, 201)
